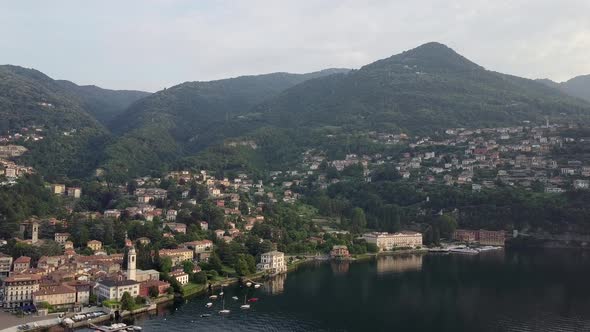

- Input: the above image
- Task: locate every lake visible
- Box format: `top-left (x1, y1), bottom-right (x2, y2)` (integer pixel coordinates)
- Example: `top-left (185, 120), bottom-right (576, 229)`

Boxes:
top-left (117, 249), bottom-right (590, 331)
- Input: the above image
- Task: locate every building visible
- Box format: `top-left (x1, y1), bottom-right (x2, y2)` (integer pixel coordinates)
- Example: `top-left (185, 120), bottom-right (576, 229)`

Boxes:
top-left (127, 247), bottom-right (137, 281)
top-left (2, 274), bottom-right (41, 308)
top-left (477, 230), bottom-right (505, 246)
top-left (158, 248), bottom-right (194, 266)
top-left (453, 229), bottom-right (477, 242)
top-left (163, 222), bottom-right (186, 234)
top-left (13, 256), bottom-right (31, 272)
top-left (54, 233), bottom-right (70, 244)
top-left (330, 245), bottom-right (350, 259)
top-left (51, 184), bottom-right (66, 195)
top-left (0, 253), bottom-right (13, 278)
top-left (362, 232), bottom-right (423, 251)
top-left (256, 251), bottom-right (287, 274)
top-left (87, 240), bottom-right (102, 251)
top-left (66, 187), bottom-right (82, 198)
top-left (183, 240), bottom-right (212, 262)
top-left (33, 285), bottom-right (77, 308)
top-left (139, 280), bottom-right (170, 297)
top-left (95, 279), bottom-right (140, 301)
top-left (103, 209), bottom-right (121, 219)
top-left (453, 229), bottom-right (505, 246)
top-left (135, 269), bottom-right (160, 283)
top-left (199, 221), bottom-right (208, 231)
top-left (170, 270), bottom-right (189, 285)
top-left (166, 209), bottom-right (178, 221)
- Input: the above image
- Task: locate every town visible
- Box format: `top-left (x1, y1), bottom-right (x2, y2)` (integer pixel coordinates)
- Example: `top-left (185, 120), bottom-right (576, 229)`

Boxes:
top-left (1, 121), bottom-right (588, 329)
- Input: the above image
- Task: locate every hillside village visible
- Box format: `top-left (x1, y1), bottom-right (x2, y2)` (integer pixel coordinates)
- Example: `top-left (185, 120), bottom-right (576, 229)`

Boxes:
top-left (0, 122), bottom-right (589, 312)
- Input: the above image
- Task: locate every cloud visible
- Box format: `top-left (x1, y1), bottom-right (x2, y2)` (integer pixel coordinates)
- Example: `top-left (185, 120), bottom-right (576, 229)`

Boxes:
top-left (1, 0), bottom-right (589, 91)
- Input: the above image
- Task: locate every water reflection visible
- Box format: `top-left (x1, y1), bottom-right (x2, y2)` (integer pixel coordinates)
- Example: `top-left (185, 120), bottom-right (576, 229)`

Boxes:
top-left (376, 254), bottom-right (423, 274)
top-left (330, 260), bottom-right (350, 275)
top-left (264, 273), bottom-right (287, 295)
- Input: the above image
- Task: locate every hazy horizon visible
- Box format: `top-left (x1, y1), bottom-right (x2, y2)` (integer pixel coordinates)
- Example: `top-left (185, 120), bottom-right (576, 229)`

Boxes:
top-left (2, 0), bottom-right (589, 92)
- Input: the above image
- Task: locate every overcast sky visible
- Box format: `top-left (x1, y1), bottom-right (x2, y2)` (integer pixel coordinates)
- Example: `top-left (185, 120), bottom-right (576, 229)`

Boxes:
top-left (2, 0), bottom-right (589, 92)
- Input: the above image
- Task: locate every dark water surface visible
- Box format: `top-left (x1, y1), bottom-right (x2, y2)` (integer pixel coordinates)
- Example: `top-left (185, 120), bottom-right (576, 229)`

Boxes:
top-left (119, 250), bottom-right (590, 331)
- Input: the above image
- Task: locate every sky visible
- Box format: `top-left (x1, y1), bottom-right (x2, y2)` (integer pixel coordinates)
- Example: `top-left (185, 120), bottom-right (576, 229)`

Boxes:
top-left (1, 0), bottom-right (589, 92)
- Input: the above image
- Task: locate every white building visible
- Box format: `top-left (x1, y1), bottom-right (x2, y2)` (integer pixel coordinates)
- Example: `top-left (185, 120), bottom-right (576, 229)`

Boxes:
top-left (2, 274), bottom-right (41, 308)
top-left (95, 280), bottom-right (140, 301)
top-left (362, 231), bottom-right (423, 251)
top-left (257, 251), bottom-right (287, 274)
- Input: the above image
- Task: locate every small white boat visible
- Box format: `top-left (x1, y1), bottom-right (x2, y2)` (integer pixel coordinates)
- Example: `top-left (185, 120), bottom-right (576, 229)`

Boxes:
top-left (209, 295), bottom-right (218, 300)
top-left (205, 302), bottom-right (213, 308)
top-left (240, 304), bottom-right (251, 310)
top-left (449, 247), bottom-right (479, 254)
top-left (219, 309), bottom-right (230, 314)
top-left (200, 314), bottom-right (212, 318)
top-left (219, 291), bottom-right (224, 296)
top-left (254, 284), bottom-right (261, 289)
top-left (232, 296), bottom-right (238, 300)
top-left (133, 327), bottom-right (142, 331)
top-left (246, 282), bottom-right (252, 287)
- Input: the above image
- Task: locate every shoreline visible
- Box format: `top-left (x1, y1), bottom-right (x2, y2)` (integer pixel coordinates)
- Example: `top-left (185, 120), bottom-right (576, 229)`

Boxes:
top-left (0, 248), bottom-right (444, 331)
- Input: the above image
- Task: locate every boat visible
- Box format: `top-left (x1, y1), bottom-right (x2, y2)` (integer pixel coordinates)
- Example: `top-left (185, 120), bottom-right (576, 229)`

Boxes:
top-left (248, 297), bottom-right (259, 303)
top-left (254, 284), bottom-right (261, 289)
top-left (133, 327), bottom-right (142, 331)
top-left (218, 294), bottom-right (230, 314)
top-left (476, 246), bottom-right (503, 252)
top-left (200, 314), bottom-right (212, 318)
top-left (246, 282), bottom-right (252, 287)
top-left (232, 296), bottom-right (238, 300)
top-left (219, 284), bottom-right (224, 296)
top-left (449, 247), bottom-right (479, 254)
top-left (205, 302), bottom-right (213, 308)
top-left (240, 294), bottom-right (251, 309)
top-left (209, 295), bottom-right (218, 300)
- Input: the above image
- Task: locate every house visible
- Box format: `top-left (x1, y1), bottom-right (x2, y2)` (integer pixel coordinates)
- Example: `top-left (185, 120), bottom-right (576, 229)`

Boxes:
top-left (183, 240), bottom-right (212, 262)
top-left (64, 241), bottom-right (74, 250)
top-left (170, 270), bottom-right (189, 285)
top-left (163, 222), bottom-right (186, 234)
top-left (256, 251), bottom-right (287, 274)
top-left (13, 256), bottom-right (31, 272)
top-left (95, 279), bottom-right (140, 301)
top-left (66, 187), bottom-right (82, 198)
top-left (54, 233), bottom-right (70, 244)
top-left (214, 229), bottom-right (225, 239)
top-left (166, 209), bottom-right (178, 221)
top-left (87, 240), bottom-right (102, 251)
top-left (362, 232), bottom-right (423, 251)
top-left (2, 274), bottom-right (41, 308)
top-left (51, 184), bottom-right (66, 195)
top-left (139, 280), bottom-right (170, 297)
top-left (330, 245), bottom-right (350, 259)
top-left (33, 284), bottom-right (77, 308)
top-left (158, 248), bottom-right (194, 266)
top-left (453, 229), bottom-right (505, 246)
top-left (103, 209), bottom-right (121, 219)
top-left (199, 221), bottom-right (208, 231)
top-left (0, 253), bottom-right (13, 277)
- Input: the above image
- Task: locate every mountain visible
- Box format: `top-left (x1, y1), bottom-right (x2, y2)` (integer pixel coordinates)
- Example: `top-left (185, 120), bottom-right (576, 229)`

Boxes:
top-left (0, 65), bottom-right (109, 179)
top-left (104, 69), bottom-right (350, 177)
top-left (55, 80), bottom-right (150, 125)
top-left (538, 75), bottom-right (590, 102)
top-left (251, 42), bottom-right (590, 134)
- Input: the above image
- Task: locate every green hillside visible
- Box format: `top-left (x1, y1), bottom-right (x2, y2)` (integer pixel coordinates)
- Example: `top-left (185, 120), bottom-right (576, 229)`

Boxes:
top-left (55, 80), bottom-right (150, 125)
top-left (103, 69), bottom-right (350, 178)
top-left (0, 65), bottom-right (110, 180)
top-left (253, 42), bottom-right (590, 134)
top-left (538, 75), bottom-right (590, 102)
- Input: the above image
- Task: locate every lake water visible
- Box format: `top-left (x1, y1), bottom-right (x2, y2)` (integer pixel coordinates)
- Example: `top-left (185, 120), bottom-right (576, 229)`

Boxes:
top-left (116, 249), bottom-right (590, 331)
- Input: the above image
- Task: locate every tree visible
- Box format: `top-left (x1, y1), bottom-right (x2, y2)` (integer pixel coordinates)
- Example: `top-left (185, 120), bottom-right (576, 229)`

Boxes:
top-left (208, 253), bottom-right (223, 273)
top-left (158, 257), bottom-right (172, 273)
top-left (350, 208), bottom-right (367, 233)
top-left (191, 271), bottom-right (207, 284)
top-left (121, 292), bottom-right (134, 311)
top-left (239, 201), bottom-right (249, 216)
top-left (148, 286), bottom-right (160, 298)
